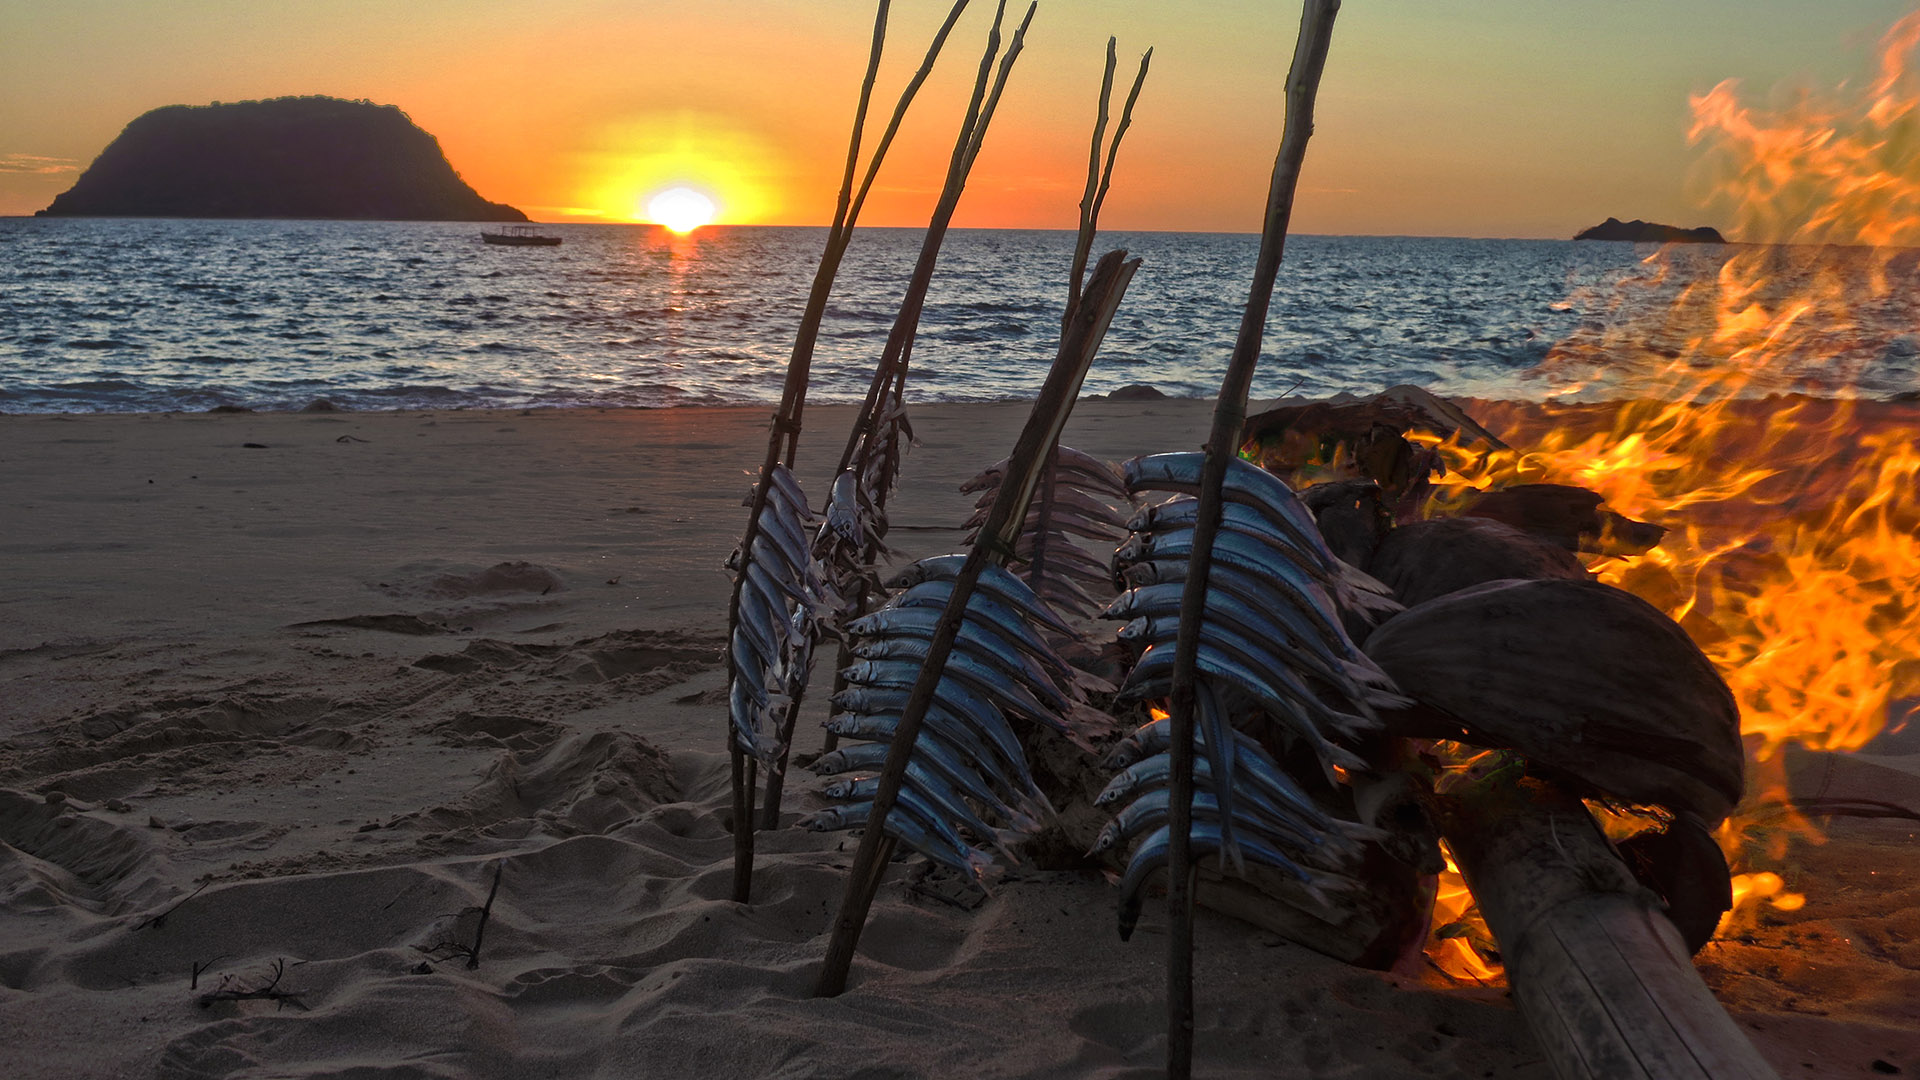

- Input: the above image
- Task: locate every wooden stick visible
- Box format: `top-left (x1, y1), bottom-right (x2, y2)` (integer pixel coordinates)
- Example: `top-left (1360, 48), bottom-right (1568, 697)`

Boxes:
top-left (1162, 4), bottom-right (1339, 1076)
top-left (1436, 775), bottom-right (1779, 1080)
top-left (761, 1), bottom-right (1022, 830)
top-left (837, 0), bottom-right (1030, 477)
top-left (813, 249), bottom-right (1141, 998)
top-left (727, 0), bottom-right (971, 902)
top-left (1033, 35), bottom-right (1151, 590)
top-left (1063, 42), bottom-right (1150, 334)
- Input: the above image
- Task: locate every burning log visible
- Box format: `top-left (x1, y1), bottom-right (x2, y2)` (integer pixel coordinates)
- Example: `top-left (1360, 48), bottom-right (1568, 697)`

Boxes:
top-left (1434, 770), bottom-right (1778, 1080)
top-left (1298, 479), bottom-right (1389, 569)
top-left (1455, 483), bottom-right (1666, 556)
top-left (1240, 383), bottom-right (1509, 520)
top-left (1366, 516), bottom-right (1589, 610)
top-left (1364, 577), bottom-right (1745, 827)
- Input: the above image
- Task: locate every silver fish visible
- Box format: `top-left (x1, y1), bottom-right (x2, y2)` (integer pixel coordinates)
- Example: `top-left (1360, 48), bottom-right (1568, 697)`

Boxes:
top-left (823, 470), bottom-right (864, 545)
top-left (1127, 496), bottom-right (1335, 575)
top-left (1007, 484), bottom-right (1129, 526)
top-left (767, 465), bottom-right (812, 517)
top-left (815, 760), bottom-right (1024, 852)
top-left (884, 581), bottom-right (1073, 659)
top-left (850, 635), bottom-right (1073, 715)
top-left (964, 503), bottom-right (1126, 542)
top-left (819, 718), bottom-right (1045, 828)
top-left (849, 606), bottom-right (1075, 684)
top-left (823, 710), bottom-right (1031, 806)
top-left (885, 557), bottom-right (1077, 637)
top-left (841, 656), bottom-right (1065, 732)
top-left (1113, 558), bottom-right (1351, 656)
top-left (1125, 638), bottom-right (1376, 743)
top-left (800, 791), bottom-right (997, 884)
top-left (966, 449), bottom-right (1130, 499)
top-left (1103, 581), bottom-right (1370, 676)
top-left (1116, 822), bottom-right (1330, 940)
top-left (1096, 747), bottom-right (1335, 838)
top-left (829, 685), bottom-right (1037, 794)
top-left (1121, 454), bottom-right (1320, 549)
top-left (1118, 615), bottom-right (1347, 703)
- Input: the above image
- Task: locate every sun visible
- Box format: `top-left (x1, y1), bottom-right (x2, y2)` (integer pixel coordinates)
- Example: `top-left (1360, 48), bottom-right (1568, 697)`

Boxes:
top-left (646, 187), bottom-right (717, 234)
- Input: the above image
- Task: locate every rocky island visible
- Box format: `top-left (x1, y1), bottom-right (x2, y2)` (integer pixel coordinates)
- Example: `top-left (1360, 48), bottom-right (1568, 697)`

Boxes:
top-left (1574, 217), bottom-right (1725, 243)
top-left (38, 96), bottom-right (525, 221)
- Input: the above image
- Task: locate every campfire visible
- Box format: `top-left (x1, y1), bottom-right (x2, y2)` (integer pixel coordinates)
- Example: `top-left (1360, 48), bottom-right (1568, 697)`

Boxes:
top-left (724, 2), bottom-right (1916, 1075)
top-left (1352, 14), bottom-right (1920, 976)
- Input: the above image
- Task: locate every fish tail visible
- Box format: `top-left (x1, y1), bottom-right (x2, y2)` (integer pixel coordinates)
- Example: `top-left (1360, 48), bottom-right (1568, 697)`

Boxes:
top-left (964, 845), bottom-right (999, 887)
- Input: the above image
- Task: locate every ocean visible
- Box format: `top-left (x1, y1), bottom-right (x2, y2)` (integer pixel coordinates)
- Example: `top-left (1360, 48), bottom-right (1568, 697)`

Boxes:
top-left (2, 219), bottom-right (1915, 413)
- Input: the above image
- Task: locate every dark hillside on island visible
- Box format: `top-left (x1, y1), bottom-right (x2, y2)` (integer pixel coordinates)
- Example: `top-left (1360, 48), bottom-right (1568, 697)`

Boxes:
top-left (38, 96), bottom-right (525, 221)
top-left (1574, 217), bottom-right (1725, 243)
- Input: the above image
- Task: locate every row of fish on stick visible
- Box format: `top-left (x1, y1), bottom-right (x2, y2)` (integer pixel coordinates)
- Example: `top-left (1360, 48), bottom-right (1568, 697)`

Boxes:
top-left (729, 440), bottom-right (1411, 931)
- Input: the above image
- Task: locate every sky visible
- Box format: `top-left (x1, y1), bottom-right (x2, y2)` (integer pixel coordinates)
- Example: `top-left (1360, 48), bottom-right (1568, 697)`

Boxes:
top-left (2, 0), bottom-right (1916, 236)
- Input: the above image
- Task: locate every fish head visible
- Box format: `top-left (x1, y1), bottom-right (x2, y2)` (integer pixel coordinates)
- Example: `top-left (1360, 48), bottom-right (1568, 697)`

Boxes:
top-left (798, 809), bottom-right (841, 832)
top-left (1088, 821), bottom-right (1121, 855)
top-left (883, 564), bottom-right (926, 589)
top-left (1115, 616), bottom-right (1151, 643)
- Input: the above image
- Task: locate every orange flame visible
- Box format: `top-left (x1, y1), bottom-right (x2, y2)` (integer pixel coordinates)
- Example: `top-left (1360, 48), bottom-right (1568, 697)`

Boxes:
top-left (1419, 10), bottom-right (1920, 962)
top-left (1430, 844), bottom-right (1503, 983)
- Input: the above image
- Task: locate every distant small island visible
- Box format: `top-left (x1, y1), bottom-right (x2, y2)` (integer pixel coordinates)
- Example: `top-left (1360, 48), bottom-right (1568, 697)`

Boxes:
top-left (38, 96), bottom-right (525, 222)
top-left (1573, 217), bottom-right (1725, 244)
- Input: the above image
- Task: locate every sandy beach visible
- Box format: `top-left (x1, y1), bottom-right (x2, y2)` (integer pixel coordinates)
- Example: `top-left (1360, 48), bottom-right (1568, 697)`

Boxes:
top-left (2, 400), bottom-right (1916, 1079)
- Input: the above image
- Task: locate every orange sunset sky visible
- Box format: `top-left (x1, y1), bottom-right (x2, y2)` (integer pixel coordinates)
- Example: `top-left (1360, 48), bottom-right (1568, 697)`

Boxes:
top-left (3, 1), bottom-right (1915, 236)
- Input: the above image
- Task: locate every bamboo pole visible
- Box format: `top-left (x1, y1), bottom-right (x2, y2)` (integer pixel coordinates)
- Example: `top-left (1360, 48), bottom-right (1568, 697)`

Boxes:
top-left (1435, 775), bottom-right (1779, 1080)
top-left (729, 0), bottom-right (973, 903)
top-left (1161, 3), bottom-right (1339, 1076)
top-left (813, 248), bottom-right (1141, 998)
top-left (759, 0), bottom-right (1022, 828)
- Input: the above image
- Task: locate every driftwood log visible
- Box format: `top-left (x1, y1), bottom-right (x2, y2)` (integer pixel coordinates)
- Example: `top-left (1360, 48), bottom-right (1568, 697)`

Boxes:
top-left (1434, 772), bottom-right (1778, 1080)
top-left (1363, 577), bottom-right (1745, 827)
top-left (1456, 483), bottom-right (1666, 556)
top-left (1366, 516), bottom-right (1589, 610)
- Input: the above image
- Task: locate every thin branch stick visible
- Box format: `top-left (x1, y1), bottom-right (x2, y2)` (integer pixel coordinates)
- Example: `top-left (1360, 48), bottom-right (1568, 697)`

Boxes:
top-left (960, 3), bottom-right (1038, 173)
top-left (837, 0), bottom-right (1019, 476)
top-left (1163, 4), bottom-right (1339, 1077)
top-left (1064, 39), bottom-right (1116, 334)
top-left (730, 748), bottom-right (754, 901)
top-left (762, 1), bottom-right (1012, 831)
top-left (814, 249), bottom-right (1141, 999)
top-left (132, 879), bottom-right (209, 932)
top-left (844, 1), bottom-right (976, 238)
top-left (728, 0), bottom-right (969, 903)
top-left (1089, 48), bottom-right (1151, 247)
top-left (1034, 36), bottom-right (1151, 590)
top-left (466, 860), bottom-right (504, 970)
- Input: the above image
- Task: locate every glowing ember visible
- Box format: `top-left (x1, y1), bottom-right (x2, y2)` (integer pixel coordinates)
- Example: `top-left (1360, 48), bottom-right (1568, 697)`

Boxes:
top-left (1430, 844), bottom-right (1502, 983)
top-left (1721, 871), bottom-right (1807, 936)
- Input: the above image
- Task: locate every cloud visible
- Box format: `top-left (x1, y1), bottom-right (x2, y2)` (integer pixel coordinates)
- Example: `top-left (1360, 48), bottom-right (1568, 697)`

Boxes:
top-left (0, 154), bottom-right (82, 175)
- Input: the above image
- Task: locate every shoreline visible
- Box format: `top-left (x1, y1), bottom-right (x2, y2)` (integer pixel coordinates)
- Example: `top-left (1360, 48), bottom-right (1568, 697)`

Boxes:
top-left (1, 399), bottom-right (1915, 1077)
top-left (2, 384), bottom-right (1913, 421)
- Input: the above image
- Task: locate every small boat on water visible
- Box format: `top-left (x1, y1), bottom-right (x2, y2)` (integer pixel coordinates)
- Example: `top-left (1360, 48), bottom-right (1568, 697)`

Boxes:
top-left (482, 225), bottom-right (562, 247)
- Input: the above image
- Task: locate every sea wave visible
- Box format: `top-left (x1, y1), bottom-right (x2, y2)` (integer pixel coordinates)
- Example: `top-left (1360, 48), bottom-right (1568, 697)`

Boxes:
top-left (1, 220), bottom-right (1914, 413)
